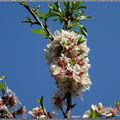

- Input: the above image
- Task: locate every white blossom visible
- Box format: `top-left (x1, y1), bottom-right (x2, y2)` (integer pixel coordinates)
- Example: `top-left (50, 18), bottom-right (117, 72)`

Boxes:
top-left (45, 30), bottom-right (92, 109)
top-left (83, 110), bottom-right (91, 118)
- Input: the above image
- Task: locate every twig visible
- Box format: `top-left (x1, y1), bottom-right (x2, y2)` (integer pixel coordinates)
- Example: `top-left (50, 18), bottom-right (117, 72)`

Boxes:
top-left (59, 106), bottom-right (67, 118)
top-left (19, 2), bottom-right (54, 41)
top-left (66, 92), bottom-right (72, 119)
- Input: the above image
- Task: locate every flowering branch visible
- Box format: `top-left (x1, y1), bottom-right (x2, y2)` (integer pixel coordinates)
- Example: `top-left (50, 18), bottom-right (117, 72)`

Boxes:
top-left (1, 2), bottom-right (120, 119)
top-left (0, 75), bottom-right (26, 118)
top-left (19, 1), bottom-right (92, 119)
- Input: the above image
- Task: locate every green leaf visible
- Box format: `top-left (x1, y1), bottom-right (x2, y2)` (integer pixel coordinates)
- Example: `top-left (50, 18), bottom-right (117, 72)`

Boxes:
top-left (0, 76), bottom-right (6, 81)
top-left (77, 24), bottom-right (88, 36)
top-left (53, 16), bottom-right (59, 21)
top-left (70, 60), bottom-right (76, 66)
top-left (37, 96), bottom-right (44, 110)
top-left (38, 12), bottom-right (46, 19)
top-left (60, 39), bottom-right (69, 47)
top-left (32, 29), bottom-right (46, 35)
top-left (78, 36), bottom-right (85, 44)
top-left (79, 6), bottom-right (87, 9)
top-left (45, 13), bottom-right (51, 21)
top-left (3, 82), bottom-right (6, 90)
top-left (54, 2), bottom-right (59, 8)
top-left (81, 27), bottom-right (88, 36)
top-left (0, 82), bottom-right (6, 95)
top-left (49, 3), bottom-right (54, 9)
top-left (90, 111), bottom-right (99, 119)
top-left (71, 2), bottom-right (84, 13)
top-left (0, 83), bottom-right (3, 90)
top-left (2, 82), bottom-right (6, 94)
top-left (52, 11), bottom-right (62, 17)
top-left (115, 101), bottom-right (120, 107)
top-left (80, 16), bottom-right (92, 21)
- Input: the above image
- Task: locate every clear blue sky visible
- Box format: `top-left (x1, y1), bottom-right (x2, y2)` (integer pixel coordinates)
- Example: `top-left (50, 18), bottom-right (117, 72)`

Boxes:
top-left (0, 2), bottom-right (120, 118)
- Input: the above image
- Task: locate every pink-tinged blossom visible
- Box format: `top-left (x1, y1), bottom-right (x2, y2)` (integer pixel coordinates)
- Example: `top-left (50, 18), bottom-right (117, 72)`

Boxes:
top-left (28, 107), bottom-right (46, 119)
top-left (0, 87), bottom-right (26, 118)
top-left (0, 100), bottom-right (13, 118)
top-left (52, 92), bottom-right (65, 111)
top-left (45, 30), bottom-right (92, 109)
top-left (83, 103), bottom-right (119, 119)
top-left (17, 106), bottom-right (27, 115)
top-left (28, 107), bottom-right (53, 119)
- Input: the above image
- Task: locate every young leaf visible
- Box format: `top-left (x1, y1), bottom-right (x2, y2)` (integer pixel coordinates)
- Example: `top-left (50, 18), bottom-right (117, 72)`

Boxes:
top-left (79, 6), bottom-right (87, 9)
top-left (0, 82), bottom-right (6, 95)
top-left (32, 29), bottom-right (46, 35)
top-left (71, 2), bottom-right (85, 13)
top-left (0, 76), bottom-right (6, 81)
top-left (90, 111), bottom-right (99, 119)
top-left (115, 101), bottom-right (120, 107)
top-left (81, 27), bottom-right (88, 36)
top-left (53, 16), bottom-right (59, 21)
top-left (3, 82), bottom-right (6, 90)
top-left (49, 3), bottom-right (54, 9)
top-left (37, 96), bottom-right (44, 110)
top-left (0, 83), bottom-right (3, 90)
top-left (80, 16), bottom-right (92, 21)
top-left (52, 11), bottom-right (62, 17)
top-left (70, 60), bottom-right (76, 66)
top-left (78, 36), bottom-right (85, 44)
top-left (77, 24), bottom-right (88, 36)
top-left (38, 11), bottom-right (46, 19)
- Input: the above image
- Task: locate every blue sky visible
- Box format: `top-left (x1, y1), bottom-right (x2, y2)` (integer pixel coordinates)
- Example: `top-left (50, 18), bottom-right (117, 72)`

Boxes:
top-left (0, 2), bottom-right (120, 118)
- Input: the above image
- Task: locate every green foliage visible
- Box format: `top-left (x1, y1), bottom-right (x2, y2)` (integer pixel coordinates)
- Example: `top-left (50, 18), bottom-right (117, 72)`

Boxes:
top-left (38, 11), bottom-right (46, 20)
top-left (0, 75), bottom-right (6, 81)
top-left (90, 111), bottom-right (100, 119)
top-left (20, 1), bottom-right (92, 40)
top-left (37, 96), bottom-right (44, 110)
top-left (0, 75), bottom-right (7, 95)
top-left (49, 2), bottom-right (84, 25)
top-left (32, 29), bottom-right (52, 39)
top-left (78, 36), bottom-right (85, 44)
top-left (80, 15), bottom-right (92, 21)
top-left (115, 101), bottom-right (120, 107)
top-left (70, 60), bottom-right (76, 66)
top-left (77, 23), bottom-right (88, 36)
top-left (32, 29), bottom-right (46, 35)
top-left (0, 82), bottom-right (6, 95)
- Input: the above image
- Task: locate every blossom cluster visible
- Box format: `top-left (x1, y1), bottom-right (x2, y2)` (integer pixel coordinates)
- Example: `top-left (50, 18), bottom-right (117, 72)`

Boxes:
top-left (0, 87), bottom-right (26, 118)
top-left (45, 30), bottom-right (92, 108)
top-left (83, 102), bottom-right (120, 119)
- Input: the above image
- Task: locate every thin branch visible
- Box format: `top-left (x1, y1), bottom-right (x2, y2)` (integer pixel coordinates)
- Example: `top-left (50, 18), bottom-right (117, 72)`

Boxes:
top-left (66, 92), bottom-right (72, 119)
top-left (19, 2), bottom-right (44, 28)
top-left (22, 21), bottom-right (38, 25)
top-left (59, 106), bottom-right (67, 118)
top-left (19, 2), bottom-right (54, 41)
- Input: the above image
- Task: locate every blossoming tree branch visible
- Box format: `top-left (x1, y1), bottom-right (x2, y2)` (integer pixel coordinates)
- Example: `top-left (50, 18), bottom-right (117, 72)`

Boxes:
top-left (19, 1), bottom-right (92, 118)
top-left (0, 1), bottom-right (120, 119)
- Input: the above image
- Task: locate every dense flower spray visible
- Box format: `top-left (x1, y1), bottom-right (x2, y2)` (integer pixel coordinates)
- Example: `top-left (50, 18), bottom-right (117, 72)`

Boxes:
top-left (45, 30), bottom-right (92, 109)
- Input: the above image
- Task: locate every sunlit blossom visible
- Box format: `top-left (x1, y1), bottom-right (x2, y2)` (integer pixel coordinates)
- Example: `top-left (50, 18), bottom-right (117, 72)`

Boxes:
top-left (45, 30), bottom-right (92, 109)
top-left (28, 107), bottom-right (45, 119)
top-left (83, 102), bottom-right (120, 119)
